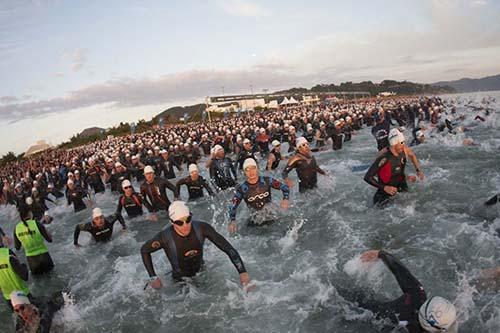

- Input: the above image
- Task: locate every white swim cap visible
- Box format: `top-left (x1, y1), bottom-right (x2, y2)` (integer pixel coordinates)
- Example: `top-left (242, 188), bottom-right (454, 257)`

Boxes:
top-left (418, 296), bottom-right (457, 332)
top-left (144, 165), bottom-right (155, 175)
top-left (10, 291), bottom-right (30, 307)
top-left (121, 179), bottom-right (131, 189)
top-left (169, 201), bottom-right (190, 221)
top-left (213, 145), bottom-right (224, 152)
top-left (416, 130), bottom-right (424, 138)
top-left (243, 158), bottom-right (257, 171)
top-left (389, 128), bottom-right (405, 146)
top-left (188, 164), bottom-right (198, 174)
top-left (92, 207), bottom-right (104, 219)
top-left (272, 140), bottom-right (281, 147)
top-left (296, 137), bottom-right (308, 149)
top-left (25, 197), bottom-right (33, 205)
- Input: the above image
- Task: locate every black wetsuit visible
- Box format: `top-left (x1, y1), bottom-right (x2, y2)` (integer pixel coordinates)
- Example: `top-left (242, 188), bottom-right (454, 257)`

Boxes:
top-left (66, 186), bottom-right (88, 212)
top-left (107, 170), bottom-right (131, 193)
top-left (364, 150), bottom-right (408, 206)
top-left (267, 150), bottom-right (281, 170)
top-left (158, 155), bottom-right (181, 179)
top-left (183, 149), bottom-right (201, 167)
top-left (371, 116), bottom-right (392, 151)
top-left (282, 152), bottom-right (326, 192)
top-left (199, 140), bottom-right (212, 156)
top-left (209, 157), bottom-right (237, 191)
top-left (338, 251), bottom-right (427, 333)
top-left (229, 176), bottom-right (290, 222)
top-left (331, 128), bottom-right (343, 151)
top-left (116, 193), bottom-right (144, 218)
top-left (14, 292), bottom-right (64, 333)
top-left (86, 166), bottom-right (105, 193)
top-left (175, 176), bottom-right (214, 200)
top-left (141, 221), bottom-right (246, 280)
top-left (73, 213), bottom-right (126, 245)
top-left (140, 177), bottom-right (177, 212)
top-left (237, 149), bottom-right (257, 170)
top-left (47, 188), bottom-right (64, 199)
top-left (343, 125), bottom-right (352, 142)
top-left (485, 194), bottom-right (499, 206)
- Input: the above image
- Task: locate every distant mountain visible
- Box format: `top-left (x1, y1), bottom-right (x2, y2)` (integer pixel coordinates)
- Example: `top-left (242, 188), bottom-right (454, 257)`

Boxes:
top-left (153, 103), bottom-right (206, 123)
top-left (433, 74), bottom-right (500, 93)
top-left (276, 79), bottom-right (455, 96)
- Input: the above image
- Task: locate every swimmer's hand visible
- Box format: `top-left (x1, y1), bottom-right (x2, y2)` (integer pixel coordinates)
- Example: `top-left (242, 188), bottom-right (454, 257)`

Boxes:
top-left (149, 277), bottom-right (162, 289)
top-left (383, 185), bottom-right (398, 196)
top-left (284, 178), bottom-right (294, 188)
top-left (360, 250), bottom-right (380, 263)
top-left (228, 221), bottom-right (237, 234)
top-left (2, 235), bottom-right (12, 247)
top-left (407, 175), bottom-right (417, 183)
top-left (240, 272), bottom-right (255, 292)
top-left (148, 214), bottom-right (158, 222)
top-left (280, 199), bottom-right (289, 209)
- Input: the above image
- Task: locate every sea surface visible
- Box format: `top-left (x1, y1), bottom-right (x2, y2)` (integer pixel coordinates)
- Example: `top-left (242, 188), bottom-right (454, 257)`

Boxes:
top-left (1, 92), bottom-right (499, 332)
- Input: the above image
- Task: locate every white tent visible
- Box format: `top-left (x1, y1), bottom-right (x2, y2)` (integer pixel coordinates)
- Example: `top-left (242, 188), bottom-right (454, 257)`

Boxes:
top-left (279, 97), bottom-right (291, 105)
top-left (288, 96), bottom-right (299, 104)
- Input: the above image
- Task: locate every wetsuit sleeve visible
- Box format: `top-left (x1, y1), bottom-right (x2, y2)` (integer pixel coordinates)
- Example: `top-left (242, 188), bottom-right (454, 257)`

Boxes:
top-left (37, 221), bottom-right (52, 243)
top-left (116, 197), bottom-right (123, 215)
top-left (14, 230), bottom-right (21, 251)
top-left (73, 223), bottom-right (91, 245)
top-left (379, 250), bottom-right (423, 295)
top-left (44, 195), bottom-right (55, 203)
top-left (230, 159), bottom-right (237, 179)
top-left (140, 184), bottom-right (154, 212)
top-left (229, 186), bottom-right (244, 221)
top-left (140, 232), bottom-right (166, 277)
top-left (364, 155), bottom-right (386, 190)
top-left (201, 222), bottom-right (246, 274)
top-left (316, 164), bottom-right (326, 175)
top-left (108, 213), bottom-right (126, 229)
top-left (282, 157), bottom-right (298, 179)
top-left (9, 250), bottom-right (29, 281)
top-left (175, 178), bottom-right (187, 198)
top-left (161, 178), bottom-right (177, 195)
top-left (269, 177), bottom-right (290, 200)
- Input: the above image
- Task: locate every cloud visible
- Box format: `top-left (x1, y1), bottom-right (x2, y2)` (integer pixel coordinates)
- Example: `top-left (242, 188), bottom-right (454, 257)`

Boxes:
top-left (62, 48), bottom-right (88, 72)
top-left (216, 0), bottom-right (271, 17)
top-left (0, 68), bottom-right (315, 122)
top-left (0, 96), bottom-right (18, 104)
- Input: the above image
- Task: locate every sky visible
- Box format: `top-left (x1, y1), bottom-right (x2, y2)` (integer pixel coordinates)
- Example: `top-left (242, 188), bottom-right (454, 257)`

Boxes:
top-left (1, 0), bottom-right (500, 154)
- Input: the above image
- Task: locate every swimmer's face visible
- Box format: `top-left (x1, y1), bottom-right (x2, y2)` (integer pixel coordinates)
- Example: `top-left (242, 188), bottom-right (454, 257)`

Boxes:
top-left (190, 170), bottom-right (199, 181)
top-left (145, 172), bottom-right (155, 183)
top-left (298, 142), bottom-right (310, 154)
top-left (393, 142), bottom-right (405, 154)
top-left (418, 136), bottom-right (425, 143)
top-left (93, 215), bottom-right (105, 228)
top-left (123, 185), bottom-right (133, 195)
top-left (215, 149), bottom-right (225, 158)
top-left (172, 215), bottom-right (192, 237)
top-left (244, 165), bottom-right (258, 180)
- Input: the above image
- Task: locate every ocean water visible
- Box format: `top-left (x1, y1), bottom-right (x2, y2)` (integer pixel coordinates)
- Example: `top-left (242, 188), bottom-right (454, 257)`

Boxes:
top-left (0, 92), bottom-right (499, 332)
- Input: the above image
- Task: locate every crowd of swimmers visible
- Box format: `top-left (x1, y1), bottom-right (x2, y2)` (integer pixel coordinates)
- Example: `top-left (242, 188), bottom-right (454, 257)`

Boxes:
top-left (0, 95), bottom-right (498, 332)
